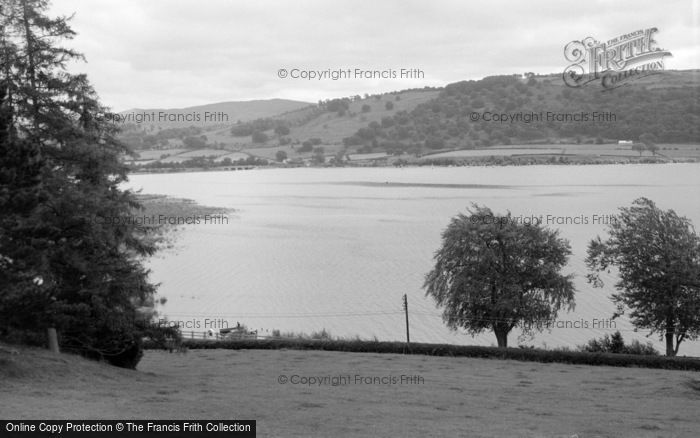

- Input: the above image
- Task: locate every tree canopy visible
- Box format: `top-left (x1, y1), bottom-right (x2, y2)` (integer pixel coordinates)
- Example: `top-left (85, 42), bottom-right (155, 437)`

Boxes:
top-left (342, 74), bottom-right (700, 152)
top-left (424, 205), bottom-right (576, 347)
top-left (586, 197), bottom-right (700, 356)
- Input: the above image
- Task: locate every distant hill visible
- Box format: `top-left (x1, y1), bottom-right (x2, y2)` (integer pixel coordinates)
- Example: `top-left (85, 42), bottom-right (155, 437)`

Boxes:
top-left (119, 98), bottom-right (312, 129)
top-left (122, 70), bottom-right (700, 168)
top-left (120, 88), bottom-right (439, 155)
top-left (337, 70), bottom-right (700, 155)
top-left (208, 88), bottom-right (441, 149)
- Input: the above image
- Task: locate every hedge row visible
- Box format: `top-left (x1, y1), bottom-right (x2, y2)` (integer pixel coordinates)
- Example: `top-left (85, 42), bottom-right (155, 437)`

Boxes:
top-left (145, 338), bottom-right (700, 371)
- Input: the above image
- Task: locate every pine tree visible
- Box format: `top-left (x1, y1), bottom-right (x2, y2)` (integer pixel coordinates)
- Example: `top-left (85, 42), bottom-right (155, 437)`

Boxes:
top-left (1, 0), bottom-right (173, 368)
top-left (1, 2), bottom-right (53, 341)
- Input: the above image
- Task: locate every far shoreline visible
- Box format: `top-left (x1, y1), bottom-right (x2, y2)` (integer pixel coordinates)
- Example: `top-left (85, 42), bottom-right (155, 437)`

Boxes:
top-left (127, 157), bottom-right (700, 176)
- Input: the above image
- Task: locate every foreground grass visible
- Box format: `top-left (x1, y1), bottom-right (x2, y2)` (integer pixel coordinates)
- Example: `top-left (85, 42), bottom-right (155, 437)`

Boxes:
top-left (2, 345), bottom-right (700, 438)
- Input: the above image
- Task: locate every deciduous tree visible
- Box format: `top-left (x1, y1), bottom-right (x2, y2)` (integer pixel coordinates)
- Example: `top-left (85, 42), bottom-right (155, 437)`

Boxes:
top-left (639, 133), bottom-right (658, 155)
top-left (424, 205), bottom-right (576, 347)
top-left (586, 198), bottom-right (700, 356)
top-left (275, 150), bottom-right (287, 162)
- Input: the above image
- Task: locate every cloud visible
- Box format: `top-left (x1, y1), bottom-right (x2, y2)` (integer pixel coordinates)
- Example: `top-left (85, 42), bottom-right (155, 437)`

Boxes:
top-left (48, 0), bottom-right (699, 111)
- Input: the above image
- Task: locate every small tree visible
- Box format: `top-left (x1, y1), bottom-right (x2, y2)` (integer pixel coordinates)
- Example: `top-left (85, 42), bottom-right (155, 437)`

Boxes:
top-left (325, 98), bottom-right (350, 113)
top-left (312, 147), bottom-right (325, 164)
top-left (251, 130), bottom-right (268, 144)
top-left (298, 141), bottom-right (313, 152)
top-left (333, 149), bottom-right (346, 165)
top-left (274, 125), bottom-right (290, 137)
top-left (640, 133), bottom-right (658, 155)
top-left (586, 198), bottom-right (700, 356)
top-left (183, 136), bottom-right (206, 149)
top-left (631, 143), bottom-right (645, 156)
top-left (275, 150), bottom-right (287, 162)
top-left (424, 205), bottom-right (576, 347)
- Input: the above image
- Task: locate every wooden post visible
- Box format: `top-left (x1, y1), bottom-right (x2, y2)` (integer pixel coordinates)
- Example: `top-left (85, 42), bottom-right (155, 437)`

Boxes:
top-left (47, 328), bottom-right (59, 354)
top-left (403, 294), bottom-right (410, 345)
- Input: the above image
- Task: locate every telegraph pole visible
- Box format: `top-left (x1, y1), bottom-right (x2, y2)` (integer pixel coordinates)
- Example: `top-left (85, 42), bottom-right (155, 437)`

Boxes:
top-left (402, 294), bottom-right (410, 344)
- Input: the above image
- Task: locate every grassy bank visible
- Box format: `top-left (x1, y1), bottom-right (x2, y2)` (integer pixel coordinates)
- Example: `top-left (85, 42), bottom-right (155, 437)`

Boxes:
top-left (130, 194), bottom-right (233, 250)
top-left (2, 344), bottom-right (700, 437)
top-left (135, 194), bottom-right (232, 220)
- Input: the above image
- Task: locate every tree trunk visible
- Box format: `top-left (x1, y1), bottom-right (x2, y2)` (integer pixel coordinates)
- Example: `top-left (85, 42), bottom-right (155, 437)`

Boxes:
top-left (666, 315), bottom-right (676, 356)
top-left (665, 330), bottom-right (675, 357)
top-left (494, 326), bottom-right (509, 348)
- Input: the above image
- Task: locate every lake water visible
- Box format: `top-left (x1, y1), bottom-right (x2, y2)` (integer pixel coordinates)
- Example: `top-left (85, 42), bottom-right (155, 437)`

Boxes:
top-left (127, 164), bottom-right (700, 356)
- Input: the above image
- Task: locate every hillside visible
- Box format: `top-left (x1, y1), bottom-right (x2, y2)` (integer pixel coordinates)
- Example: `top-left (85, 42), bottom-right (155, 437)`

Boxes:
top-left (121, 71), bottom-right (700, 169)
top-left (122, 88), bottom-right (440, 167)
top-left (2, 345), bottom-right (700, 437)
top-left (118, 98), bottom-right (312, 130)
top-left (339, 70), bottom-right (700, 155)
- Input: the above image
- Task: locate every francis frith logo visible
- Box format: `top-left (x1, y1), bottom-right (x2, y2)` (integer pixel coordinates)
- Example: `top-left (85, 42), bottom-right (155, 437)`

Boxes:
top-left (563, 27), bottom-right (672, 89)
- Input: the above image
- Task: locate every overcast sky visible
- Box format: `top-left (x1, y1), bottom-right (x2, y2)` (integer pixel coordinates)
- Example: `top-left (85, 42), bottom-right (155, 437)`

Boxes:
top-left (48, 0), bottom-right (699, 112)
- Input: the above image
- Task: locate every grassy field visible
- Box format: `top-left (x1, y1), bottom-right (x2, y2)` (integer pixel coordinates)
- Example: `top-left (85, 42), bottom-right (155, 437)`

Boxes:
top-left (242, 143), bottom-right (346, 161)
top-left (281, 90), bottom-right (439, 145)
top-left (2, 345), bottom-right (699, 437)
top-left (421, 144), bottom-right (700, 160)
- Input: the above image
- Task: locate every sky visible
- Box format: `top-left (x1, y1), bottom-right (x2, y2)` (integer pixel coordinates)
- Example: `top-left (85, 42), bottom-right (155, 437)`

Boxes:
top-left (47, 0), bottom-right (700, 112)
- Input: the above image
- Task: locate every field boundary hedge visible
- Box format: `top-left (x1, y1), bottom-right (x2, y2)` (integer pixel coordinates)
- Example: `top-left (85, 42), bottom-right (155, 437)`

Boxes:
top-left (145, 338), bottom-right (700, 371)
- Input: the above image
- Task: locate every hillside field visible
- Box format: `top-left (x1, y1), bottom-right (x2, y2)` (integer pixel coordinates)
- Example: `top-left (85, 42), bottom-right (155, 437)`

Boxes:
top-left (2, 345), bottom-right (699, 437)
top-left (421, 143), bottom-right (700, 160)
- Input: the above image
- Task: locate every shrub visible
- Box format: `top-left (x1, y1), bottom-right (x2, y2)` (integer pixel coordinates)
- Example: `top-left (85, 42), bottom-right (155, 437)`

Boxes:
top-left (61, 324), bottom-right (145, 369)
top-left (623, 339), bottom-right (659, 356)
top-left (309, 329), bottom-right (332, 340)
top-left (579, 331), bottom-right (659, 355)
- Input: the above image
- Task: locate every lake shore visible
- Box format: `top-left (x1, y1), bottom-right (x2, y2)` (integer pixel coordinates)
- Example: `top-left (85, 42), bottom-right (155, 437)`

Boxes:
top-left (128, 156), bottom-right (697, 175)
top-left (128, 143), bottom-right (700, 175)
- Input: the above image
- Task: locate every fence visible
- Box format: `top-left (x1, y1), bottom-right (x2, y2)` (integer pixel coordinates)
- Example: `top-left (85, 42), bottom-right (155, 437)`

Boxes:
top-left (183, 330), bottom-right (260, 341)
